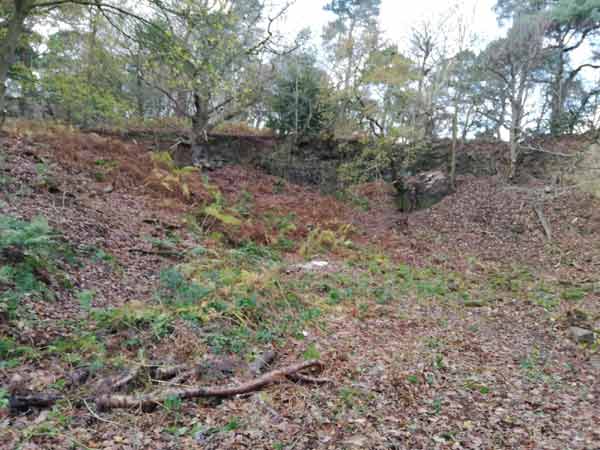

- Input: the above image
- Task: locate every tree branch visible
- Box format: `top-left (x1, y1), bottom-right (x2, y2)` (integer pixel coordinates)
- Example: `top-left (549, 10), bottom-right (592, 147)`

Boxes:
top-left (31, 0), bottom-right (165, 33)
top-left (567, 63), bottom-right (600, 84)
top-left (96, 359), bottom-right (324, 411)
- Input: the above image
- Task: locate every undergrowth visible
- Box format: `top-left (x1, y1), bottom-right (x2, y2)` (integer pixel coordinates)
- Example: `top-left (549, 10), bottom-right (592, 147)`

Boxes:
top-left (0, 215), bottom-right (74, 319)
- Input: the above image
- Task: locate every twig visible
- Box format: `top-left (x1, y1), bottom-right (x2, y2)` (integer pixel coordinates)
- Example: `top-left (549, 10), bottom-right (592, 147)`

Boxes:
top-left (83, 399), bottom-right (121, 427)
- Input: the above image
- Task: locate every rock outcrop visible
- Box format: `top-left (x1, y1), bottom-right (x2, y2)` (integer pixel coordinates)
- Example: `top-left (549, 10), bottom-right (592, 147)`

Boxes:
top-left (393, 169), bottom-right (451, 212)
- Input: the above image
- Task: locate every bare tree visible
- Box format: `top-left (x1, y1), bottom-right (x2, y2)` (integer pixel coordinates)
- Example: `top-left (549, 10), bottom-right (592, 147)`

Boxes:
top-left (481, 16), bottom-right (548, 180)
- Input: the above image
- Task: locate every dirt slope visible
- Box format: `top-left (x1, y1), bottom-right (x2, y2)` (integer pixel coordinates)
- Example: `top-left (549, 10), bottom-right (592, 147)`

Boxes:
top-left (1, 127), bottom-right (599, 450)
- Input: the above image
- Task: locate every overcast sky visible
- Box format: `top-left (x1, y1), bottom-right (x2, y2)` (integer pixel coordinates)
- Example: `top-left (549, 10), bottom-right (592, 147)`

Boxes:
top-left (277, 0), bottom-right (501, 51)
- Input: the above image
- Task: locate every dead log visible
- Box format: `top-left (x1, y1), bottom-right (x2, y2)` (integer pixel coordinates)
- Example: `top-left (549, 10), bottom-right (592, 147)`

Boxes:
top-left (95, 360), bottom-right (323, 411)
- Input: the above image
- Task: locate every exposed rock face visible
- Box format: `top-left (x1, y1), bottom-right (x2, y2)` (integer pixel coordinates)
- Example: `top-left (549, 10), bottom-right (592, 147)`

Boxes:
top-left (170, 134), bottom-right (276, 168)
top-left (257, 137), bottom-right (361, 193)
top-left (393, 169), bottom-right (451, 212)
top-left (568, 142), bottom-right (600, 199)
top-left (168, 133), bottom-right (501, 193)
top-left (401, 140), bottom-right (500, 176)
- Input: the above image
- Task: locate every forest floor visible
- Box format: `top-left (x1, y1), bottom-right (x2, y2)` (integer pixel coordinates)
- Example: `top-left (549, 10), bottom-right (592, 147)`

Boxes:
top-left (0, 123), bottom-right (599, 450)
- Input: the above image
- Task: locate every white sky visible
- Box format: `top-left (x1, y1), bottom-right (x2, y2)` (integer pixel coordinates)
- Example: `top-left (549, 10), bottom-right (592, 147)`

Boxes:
top-left (278, 0), bottom-right (501, 52)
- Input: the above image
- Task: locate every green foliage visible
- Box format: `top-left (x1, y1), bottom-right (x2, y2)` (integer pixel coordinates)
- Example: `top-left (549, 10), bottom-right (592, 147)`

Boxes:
top-left (561, 287), bottom-right (586, 302)
top-left (299, 225), bottom-right (354, 257)
top-left (163, 394), bottom-right (183, 412)
top-left (158, 267), bottom-right (211, 305)
top-left (0, 215), bottom-right (72, 316)
top-left (42, 73), bottom-right (131, 127)
top-left (40, 29), bottom-right (135, 126)
top-left (203, 204), bottom-right (242, 226)
top-left (550, 0), bottom-right (600, 24)
top-left (0, 336), bottom-right (39, 368)
top-left (77, 289), bottom-right (96, 312)
top-left (147, 152), bottom-right (198, 200)
top-left (338, 136), bottom-right (396, 184)
top-left (267, 54), bottom-right (334, 137)
top-left (464, 379), bottom-right (491, 395)
top-left (92, 303), bottom-right (174, 339)
top-left (136, 0), bottom-right (267, 132)
top-left (303, 343), bottom-right (321, 360)
top-left (0, 388), bottom-right (9, 409)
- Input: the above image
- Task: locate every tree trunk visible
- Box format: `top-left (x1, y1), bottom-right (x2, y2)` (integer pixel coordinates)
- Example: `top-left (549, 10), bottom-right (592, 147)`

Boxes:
top-left (449, 104), bottom-right (458, 190)
top-left (0, 1), bottom-right (31, 126)
top-left (136, 68), bottom-right (144, 118)
top-left (191, 91), bottom-right (210, 164)
top-left (175, 90), bottom-right (188, 118)
top-left (509, 100), bottom-right (522, 181)
top-left (549, 50), bottom-right (565, 136)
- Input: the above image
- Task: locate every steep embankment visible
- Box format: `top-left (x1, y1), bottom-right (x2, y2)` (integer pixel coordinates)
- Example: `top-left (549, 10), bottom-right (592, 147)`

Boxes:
top-left (1, 125), bottom-right (599, 450)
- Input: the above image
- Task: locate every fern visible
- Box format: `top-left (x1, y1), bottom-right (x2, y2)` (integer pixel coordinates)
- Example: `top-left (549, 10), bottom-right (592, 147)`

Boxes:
top-left (0, 215), bottom-right (54, 253)
top-left (203, 204), bottom-right (242, 226)
top-left (0, 215), bottom-right (71, 316)
top-left (147, 152), bottom-right (198, 199)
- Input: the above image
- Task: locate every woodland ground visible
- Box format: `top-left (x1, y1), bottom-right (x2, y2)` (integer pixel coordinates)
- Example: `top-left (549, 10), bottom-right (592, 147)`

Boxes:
top-left (0, 122), bottom-right (599, 450)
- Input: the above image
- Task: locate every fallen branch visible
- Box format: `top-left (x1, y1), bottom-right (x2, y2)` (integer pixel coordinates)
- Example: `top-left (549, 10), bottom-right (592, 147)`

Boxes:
top-left (9, 393), bottom-right (62, 412)
top-left (286, 373), bottom-right (333, 384)
top-left (166, 363), bottom-right (209, 386)
top-left (128, 248), bottom-right (182, 258)
top-left (9, 360), bottom-right (326, 413)
top-left (533, 204), bottom-right (553, 242)
top-left (96, 360), bottom-right (323, 411)
top-left (150, 364), bottom-right (188, 381)
top-left (95, 366), bottom-right (141, 395)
